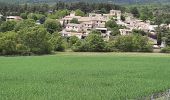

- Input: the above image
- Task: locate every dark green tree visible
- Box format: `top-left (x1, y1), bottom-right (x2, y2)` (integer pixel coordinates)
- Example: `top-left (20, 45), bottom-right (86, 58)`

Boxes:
top-left (0, 21), bottom-right (17, 32)
top-left (18, 26), bottom-right (52, 54)
top-left (44, 19), bottom-right (62, 34)
top-left (50, 32), bottom-right (65, 51)
top-left (130, 7), bottom-right (140, 18)
top-left (75, 9), bottom-right (85, 17)
top-left (70, 18), bottom-right (79, 24)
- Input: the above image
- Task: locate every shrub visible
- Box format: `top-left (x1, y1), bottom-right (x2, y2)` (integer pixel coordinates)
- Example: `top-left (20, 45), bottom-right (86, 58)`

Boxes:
top-left (161, 47), bottom-right (170, 53)
top-left (44, 19), bottom-right (62, 34)
top-left (113, 35), bottom-right (152, 52)
top-left (0, 31), bottom-right (18, 55)
top-left (18, 26), bottom-right (53, 54)
top-left (50, 32), bottom-right (65, 51)
top-left (0, 21), bottom-right (17, 32)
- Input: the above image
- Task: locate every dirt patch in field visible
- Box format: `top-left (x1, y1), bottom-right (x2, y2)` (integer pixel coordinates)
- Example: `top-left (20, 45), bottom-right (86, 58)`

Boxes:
top-left (138, 89), bottom-right (170, 100)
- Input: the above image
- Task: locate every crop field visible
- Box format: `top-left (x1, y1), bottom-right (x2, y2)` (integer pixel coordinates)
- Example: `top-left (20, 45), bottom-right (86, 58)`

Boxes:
top-left (0, 53), bottom-right (170, 100)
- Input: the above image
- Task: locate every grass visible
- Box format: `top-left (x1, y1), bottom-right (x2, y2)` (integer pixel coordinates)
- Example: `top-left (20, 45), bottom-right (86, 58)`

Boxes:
top-left (0, 52), bottom-right (170, 100)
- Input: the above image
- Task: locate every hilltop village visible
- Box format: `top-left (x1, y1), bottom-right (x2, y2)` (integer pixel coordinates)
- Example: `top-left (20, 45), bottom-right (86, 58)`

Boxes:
top-left (3, 9), bottom-right (169, 45)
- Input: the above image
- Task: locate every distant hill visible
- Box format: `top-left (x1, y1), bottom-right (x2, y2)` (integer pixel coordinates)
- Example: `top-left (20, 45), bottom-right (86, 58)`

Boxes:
top-left (0, 0), bottom-right (170, 4)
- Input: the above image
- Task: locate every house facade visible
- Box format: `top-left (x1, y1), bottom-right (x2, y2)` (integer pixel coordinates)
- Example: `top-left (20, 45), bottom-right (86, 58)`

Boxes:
top-left (60, 10), bottom-right (121, 39)
top-left (6, 16), bottom-right (22, 21)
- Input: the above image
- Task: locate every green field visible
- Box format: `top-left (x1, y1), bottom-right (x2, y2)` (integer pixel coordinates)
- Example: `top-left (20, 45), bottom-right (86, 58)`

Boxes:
top-left (0, 53), bottom-right (170, 100)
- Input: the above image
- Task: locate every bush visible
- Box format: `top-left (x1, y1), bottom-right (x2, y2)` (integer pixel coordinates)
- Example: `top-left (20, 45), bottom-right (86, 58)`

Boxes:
top-left (0, 31), bottom-right (18, 55)
top-left (72, 34), bottom-right (107, 52)
top-left (113, 35), bottom-right (152, 52)
top-left (49, 32), bottom-right (65, 51)
top-left (0, 21), bottom-right (17, 32)
top-left (18, 26), bottom-right (53, 54)
top-left (161, 47), bottom-right (170, 53)
top-left (70, 18), bottom-right (79, 24)
top-left (44, 19), bottom-right (62, 34)
top-left (15, 19), bottom-right (36, 32)
top-left (68, 36), bottom-right (79, 47)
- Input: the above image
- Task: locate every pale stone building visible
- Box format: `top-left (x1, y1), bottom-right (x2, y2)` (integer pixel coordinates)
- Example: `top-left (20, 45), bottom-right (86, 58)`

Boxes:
top-left (6, 16), bottom-right (22, 21)
top-left (60, 10), bottom-right (121, 39)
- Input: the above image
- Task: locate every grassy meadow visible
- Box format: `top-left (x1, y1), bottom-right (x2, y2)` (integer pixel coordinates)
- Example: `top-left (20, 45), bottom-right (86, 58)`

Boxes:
top-left (0, 53), bottom-right (170, 100)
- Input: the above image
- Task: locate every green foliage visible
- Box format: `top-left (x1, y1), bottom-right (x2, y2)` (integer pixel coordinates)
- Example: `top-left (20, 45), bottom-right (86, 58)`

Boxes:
top-left (105, 20), bottom-right (118, 28)
top-left (44, 19), bottom-right (62, 34)
top-left (153, 14), bottom-right (170, 25)
top-left (130, 7), bottom-right (140, 18)
top-left (27, 13), bottom-right (38, 21)
top-left (132, 29), bottom-right (147, 36)
top-left (48, 9), bottom-right (69, 19)
top-left (68, 36), bottom-right (79, 47)
top-left (70, 18), bottom-right (79, 24)
top-left (85, 34), bottom-right (106, 52)
top-left (18, 26), bottom-right (52, 54)
top-left (0, 31), bottom-right (18, 55)
top-left (121, 15), bottom-right (125, 21)
top-left (105, 20), bottom-right (120, 36)
top-left (161, 46), bottom-right (170, 53)
top-left (14, 19), bottom-right (36, 32)
top-left (113, 35), bottom-right (152, 52)
top-left (49, 32), bottom-right (65, 51)
top-left (20, 13), bottom-right (28, 19)
top-left (27, 13), bottom-right (45, 21)
top-left (75, 9), bottom-right (85, 17)
top-left (72, 33), bottom-right (106, 52)
top-left (89, 30), bottom-right (102, 35)
top-left (140, 7), bottom-right (153, 21)
top-left (0, 21), bottom-right (17, 32)
top-left (100, 8), bottom-right (107, 14)
top-left (165, 30), bottom-right (170, 46)
top-left (110, 27), bottom-right (120, 36)
top-left (156, 27), bottom-right (162, 45)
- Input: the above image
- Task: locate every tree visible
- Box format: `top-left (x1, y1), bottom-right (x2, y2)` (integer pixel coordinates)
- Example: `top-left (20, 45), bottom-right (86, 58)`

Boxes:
top-left (105, 20), bottom-right (118, 28)
top-left (27, 13), bottom-right (38, 21)
top-left (15, 19), bottom-right (35, 32)
top-left (100, 8), bottom-right (107, 14)
top-left (140, 7), bottom-right (153, 21)
top-left (113, 35), bottom-right (152, 52)
top-left (69, 36), bottom-right (79, 47)
top-left (75, 9), bottom-right (85, 16)
top-left (0, 21), bottom-right (16, 32)
top-left (85, 34), bottom-right (106, 52)
top-left (70, 18), bottom-right (79, 24)
top-left (44, 19), bottom-right (62, 34)
top-left (156, 27), bottom-right (162, 45)
top-left (18, 26), bottom-right (52, 54)
top-left (0, 31), bottom-right (18, 55)
top-left (49, 32), bottom-right (65, 51)
top-left (105, 20), bottom-right (120, 36)
top-left (89, 30), bottom-right (102, 35)
top-left (132, 29), bottom-right (147, 36)
top-left (130, 7), bottom-right (140, 18)
top-left (110, 27), bottom-right (120, 36)
top-left (165, 31), bottom-right (170, 46)
top-left (121, 15), bottom-right (125, 21)
top-left (48, 9), bottom-right (69, 19)
top-left (20, 13), bottom-right (28, 19)
top-left (72, 33), bottom-right (106, 52)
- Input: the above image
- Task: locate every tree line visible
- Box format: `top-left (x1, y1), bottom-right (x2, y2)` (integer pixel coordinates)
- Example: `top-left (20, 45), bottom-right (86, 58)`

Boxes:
top-left (0, 2), bottom-right (125, 16)
top-left (0, 17), bottom-right (155, 55)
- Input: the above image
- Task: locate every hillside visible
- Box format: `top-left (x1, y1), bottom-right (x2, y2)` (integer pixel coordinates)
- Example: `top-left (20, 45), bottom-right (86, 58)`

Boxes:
top-left (0, 0), bottom-right (170, 4)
